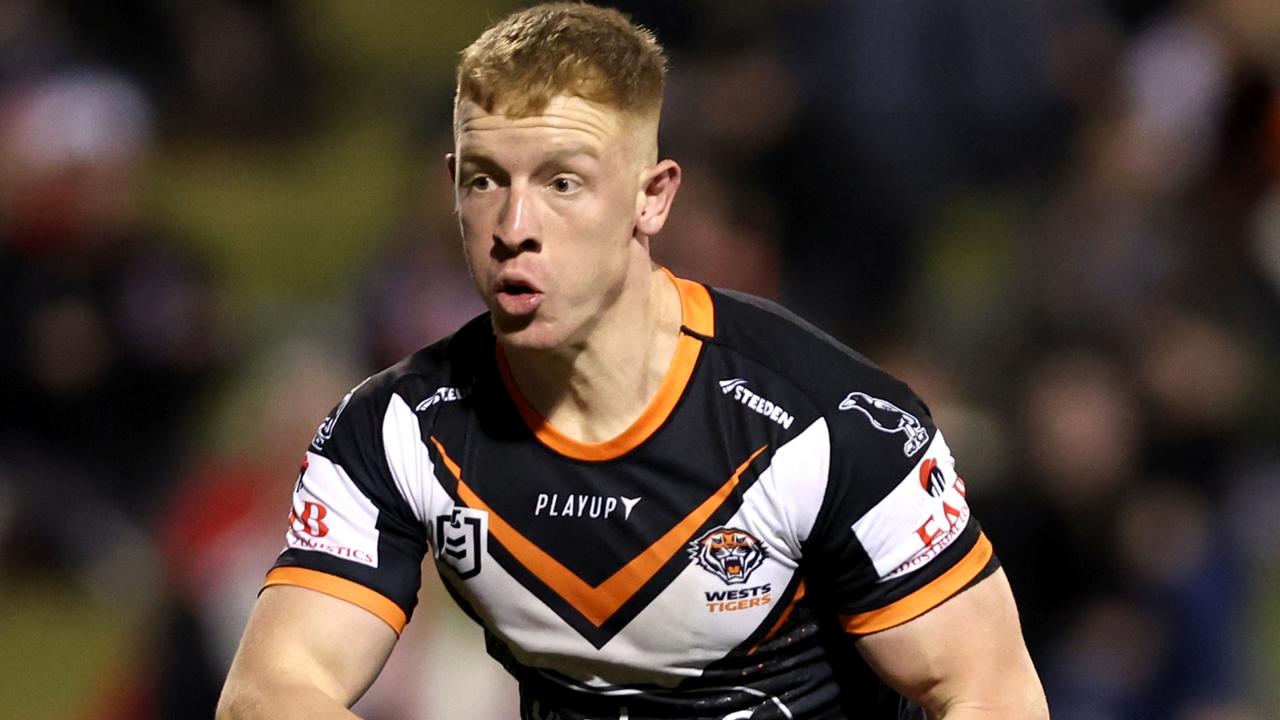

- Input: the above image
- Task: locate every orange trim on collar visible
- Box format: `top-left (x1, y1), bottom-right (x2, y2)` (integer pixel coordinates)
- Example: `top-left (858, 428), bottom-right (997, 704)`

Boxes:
top-left (496, 271), bottom-right (715, 462)
top-left (665, 267), bottom-right (715, 336)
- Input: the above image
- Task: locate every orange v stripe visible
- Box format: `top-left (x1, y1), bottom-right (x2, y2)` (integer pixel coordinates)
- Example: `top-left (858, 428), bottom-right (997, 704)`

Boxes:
top-left (431, 437), bottom-right (768, 627)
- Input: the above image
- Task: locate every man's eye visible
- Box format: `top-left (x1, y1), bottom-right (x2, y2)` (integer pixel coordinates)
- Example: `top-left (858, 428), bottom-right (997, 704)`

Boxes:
top-left (468, 176), bottom-right (493, 191)
top-left (551, 176), bottom-right (580, 193)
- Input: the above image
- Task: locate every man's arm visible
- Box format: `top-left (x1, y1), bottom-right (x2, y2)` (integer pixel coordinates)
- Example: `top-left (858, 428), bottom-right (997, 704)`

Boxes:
top-left (855, 568), bottom-right (1049, 719)
top-left (217, 585), bottom-right (399, 720)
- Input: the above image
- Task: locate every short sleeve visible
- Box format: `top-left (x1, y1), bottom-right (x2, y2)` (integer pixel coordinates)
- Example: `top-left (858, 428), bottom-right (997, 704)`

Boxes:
top-left (264, 376), bottom-right (430, 634)
top-left (805, 384), bottom-right (999, 636)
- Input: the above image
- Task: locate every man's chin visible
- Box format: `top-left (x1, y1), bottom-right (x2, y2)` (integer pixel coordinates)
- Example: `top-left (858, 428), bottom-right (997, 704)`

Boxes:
top-left (491, 315), bottom-right (562, 352)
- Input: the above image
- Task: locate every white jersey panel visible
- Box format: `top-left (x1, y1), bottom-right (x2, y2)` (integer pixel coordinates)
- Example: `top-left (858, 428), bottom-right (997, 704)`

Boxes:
top-left (428, 425), bottom-right (831, 691)
top-left (849, 432), bottom-right (971, 581)
top-left (383, 392), bottom-right (435, 525)
top-left (287, 452), bottom-right (381, 568)
top-left (733, 418), bottom-right (831, 557)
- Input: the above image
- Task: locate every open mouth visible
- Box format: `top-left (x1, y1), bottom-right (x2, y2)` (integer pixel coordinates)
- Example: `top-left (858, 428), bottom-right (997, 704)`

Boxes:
top-left (493, 277), bottom-right (544, 316)
top-left (499, 280), bottom-right (536, 296)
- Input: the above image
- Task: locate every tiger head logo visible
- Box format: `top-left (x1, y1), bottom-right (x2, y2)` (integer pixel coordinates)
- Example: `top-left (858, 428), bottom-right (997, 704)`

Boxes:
top-left (688, 526), bottom-right (767, 585)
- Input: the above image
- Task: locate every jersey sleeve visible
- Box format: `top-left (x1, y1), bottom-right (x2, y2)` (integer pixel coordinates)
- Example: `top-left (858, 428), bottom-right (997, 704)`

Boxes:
top-left (264, 376), bottom-right (430, 634)
top-left (804, 381), bottom-right (999, 636)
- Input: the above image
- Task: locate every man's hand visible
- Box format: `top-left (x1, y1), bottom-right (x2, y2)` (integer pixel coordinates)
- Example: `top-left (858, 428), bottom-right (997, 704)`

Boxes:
top-left (855, 568), bottom-right (1049, 718)
top-left (217, 585), bottom-right (399, 720)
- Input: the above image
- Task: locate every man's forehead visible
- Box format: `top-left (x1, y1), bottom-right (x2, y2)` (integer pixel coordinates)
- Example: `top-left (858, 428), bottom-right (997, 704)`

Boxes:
top-left (454, 95), bottom-right (653, 151)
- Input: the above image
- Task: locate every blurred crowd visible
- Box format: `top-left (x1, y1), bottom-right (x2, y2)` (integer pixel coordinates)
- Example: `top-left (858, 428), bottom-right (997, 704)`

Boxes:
top-left (0, 1), bottom-right (1277, 719)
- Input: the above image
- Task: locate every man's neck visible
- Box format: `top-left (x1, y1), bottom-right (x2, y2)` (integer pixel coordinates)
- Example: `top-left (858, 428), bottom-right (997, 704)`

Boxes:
top-left (501, 264), bottom-right (683, 444)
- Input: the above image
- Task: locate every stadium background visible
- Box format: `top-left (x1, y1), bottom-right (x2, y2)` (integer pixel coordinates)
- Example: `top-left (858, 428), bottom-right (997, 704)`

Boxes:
top-left (1, 1), bottom-right (1278, 718)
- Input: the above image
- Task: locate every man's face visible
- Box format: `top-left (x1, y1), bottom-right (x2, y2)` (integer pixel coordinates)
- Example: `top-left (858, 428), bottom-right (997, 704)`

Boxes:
top-left (451, 94), bottom-right (653, 351)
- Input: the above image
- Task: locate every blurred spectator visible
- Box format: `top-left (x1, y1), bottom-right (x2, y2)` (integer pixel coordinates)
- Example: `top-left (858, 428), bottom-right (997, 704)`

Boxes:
top-left (0, 69), bottom-right (226, 517)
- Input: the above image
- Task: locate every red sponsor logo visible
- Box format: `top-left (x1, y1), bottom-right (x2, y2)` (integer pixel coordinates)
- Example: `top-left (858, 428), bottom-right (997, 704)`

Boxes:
top-left (289, 501), bottom-right (330, 537)
top-left (914, 499), bottom-right (965, 546)
top-left (919, 458), bottom-right (948, 496)
top-left (886, 474), bottom-right (971, 578)
top-left (288, 534), bottom-right (374, 564)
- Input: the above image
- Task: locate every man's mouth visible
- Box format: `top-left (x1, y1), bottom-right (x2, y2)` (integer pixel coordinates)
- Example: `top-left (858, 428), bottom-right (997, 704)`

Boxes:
top-left (494, 278), bottom-right (544, 316)
top-left (499, 280), bottom-right (536, 295)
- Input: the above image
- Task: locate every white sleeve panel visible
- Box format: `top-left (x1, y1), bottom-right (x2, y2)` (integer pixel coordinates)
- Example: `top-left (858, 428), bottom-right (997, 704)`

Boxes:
top-left (288, 452), bottom-right (381, 568)
top-left (739, 418), bottom-right (832, 558)
top-left (383, 393), bottom-right (436, 526)
top-left (850, 432), bottom-right (972, 581)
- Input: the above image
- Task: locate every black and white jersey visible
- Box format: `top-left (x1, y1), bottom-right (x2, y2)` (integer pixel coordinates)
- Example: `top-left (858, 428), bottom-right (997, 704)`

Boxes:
top-left (268, 271), bottom-right (998, 720)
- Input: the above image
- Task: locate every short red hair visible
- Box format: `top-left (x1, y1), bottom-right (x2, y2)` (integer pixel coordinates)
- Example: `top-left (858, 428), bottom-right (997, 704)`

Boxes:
top-left (455, 3), bottom-right (667, 121)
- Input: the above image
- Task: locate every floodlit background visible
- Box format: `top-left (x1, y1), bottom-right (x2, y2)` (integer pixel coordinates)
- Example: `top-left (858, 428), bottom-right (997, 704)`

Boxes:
top-left (1, 1), bottom-right (1278, 718)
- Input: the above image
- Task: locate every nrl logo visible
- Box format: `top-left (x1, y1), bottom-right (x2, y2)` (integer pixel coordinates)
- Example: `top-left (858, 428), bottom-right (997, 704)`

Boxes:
top-left (688, 526), bottom-right (767, 585)
top-left (435, 506), bottom-right (487, 579)
top-left (838, 391), bottom-right (930, 457)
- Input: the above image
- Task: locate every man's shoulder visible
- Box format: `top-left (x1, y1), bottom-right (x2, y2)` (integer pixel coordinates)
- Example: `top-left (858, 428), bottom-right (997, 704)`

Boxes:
top-left (706, 287), bottom-right (912, 406)
top-left (382, 311), bottom-right (494, 390)
top-left (311, 313), bottom-right (494, 452)
top-left (704, 286), bottom-right (935, 476)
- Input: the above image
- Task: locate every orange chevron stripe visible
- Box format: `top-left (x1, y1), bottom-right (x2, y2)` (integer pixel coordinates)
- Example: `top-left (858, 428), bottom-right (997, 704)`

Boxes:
top-left (431, 437), bottom-right (766, 627)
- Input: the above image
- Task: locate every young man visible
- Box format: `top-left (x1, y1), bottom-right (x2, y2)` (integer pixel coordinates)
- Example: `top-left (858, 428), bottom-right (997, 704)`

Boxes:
top-left (218, 4), bottom-right (1048, 719)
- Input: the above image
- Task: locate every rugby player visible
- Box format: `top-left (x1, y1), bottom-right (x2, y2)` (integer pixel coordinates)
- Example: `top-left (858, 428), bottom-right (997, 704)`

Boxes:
top-left (217, 4), bottom-right (1049, 718)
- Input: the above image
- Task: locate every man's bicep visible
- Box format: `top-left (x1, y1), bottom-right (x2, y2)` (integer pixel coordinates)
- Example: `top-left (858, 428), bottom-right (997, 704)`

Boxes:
top-left (221, 585), bottom-right (399, 716)
top-left (853, 568), bottom-right (1047, 718)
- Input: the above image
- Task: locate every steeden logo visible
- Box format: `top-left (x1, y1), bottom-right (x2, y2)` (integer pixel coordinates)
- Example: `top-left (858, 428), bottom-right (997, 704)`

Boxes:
top-left (718, 378), bottom-right (794, 430)
top-left (415, 386), bottom-right (470, 412)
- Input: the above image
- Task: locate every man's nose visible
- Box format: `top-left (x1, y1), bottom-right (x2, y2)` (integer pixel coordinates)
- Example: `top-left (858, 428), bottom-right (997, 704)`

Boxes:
top-left (494, 184), bottom-right (539, 253)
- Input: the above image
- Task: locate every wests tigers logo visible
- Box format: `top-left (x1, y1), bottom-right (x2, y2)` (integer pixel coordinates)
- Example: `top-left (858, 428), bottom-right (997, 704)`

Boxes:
top-left (688, 526), bottom-right (767, 585)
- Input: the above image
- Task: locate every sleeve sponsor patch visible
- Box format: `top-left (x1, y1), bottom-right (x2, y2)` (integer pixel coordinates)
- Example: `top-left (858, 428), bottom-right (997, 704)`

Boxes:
top-left (285, 452), bottom-right (381, 567)
top-left (850, 433), bottom-right (970, 581)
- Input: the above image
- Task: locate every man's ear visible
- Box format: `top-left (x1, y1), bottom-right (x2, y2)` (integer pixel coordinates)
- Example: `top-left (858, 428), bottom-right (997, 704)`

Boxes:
top-left (636, 159), bottom-right (682, 237)
top-left (446, 153), bottom-right (457, 184)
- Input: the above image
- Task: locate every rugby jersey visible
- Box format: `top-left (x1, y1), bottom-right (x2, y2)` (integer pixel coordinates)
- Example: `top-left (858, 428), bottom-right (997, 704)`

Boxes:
top-left (267, 271), bottom-right (998, 720)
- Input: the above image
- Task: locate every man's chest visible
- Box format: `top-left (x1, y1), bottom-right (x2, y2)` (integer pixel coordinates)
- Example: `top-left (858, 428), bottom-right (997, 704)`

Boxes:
top-left (418, 419), bottom-right (825, 687)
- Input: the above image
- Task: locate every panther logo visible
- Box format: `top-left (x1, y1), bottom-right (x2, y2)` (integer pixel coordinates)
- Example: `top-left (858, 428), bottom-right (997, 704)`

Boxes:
top-left (838, 391), bottom-right (931, 457)
top-left (688, 526), bottom-right (767, 585)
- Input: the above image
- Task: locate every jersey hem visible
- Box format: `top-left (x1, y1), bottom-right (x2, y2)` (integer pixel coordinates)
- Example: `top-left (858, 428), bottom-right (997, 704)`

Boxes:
top-left (838, 532), bottom-right (994, 635)
top-left (263, 566), bottom-right (408, 635)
